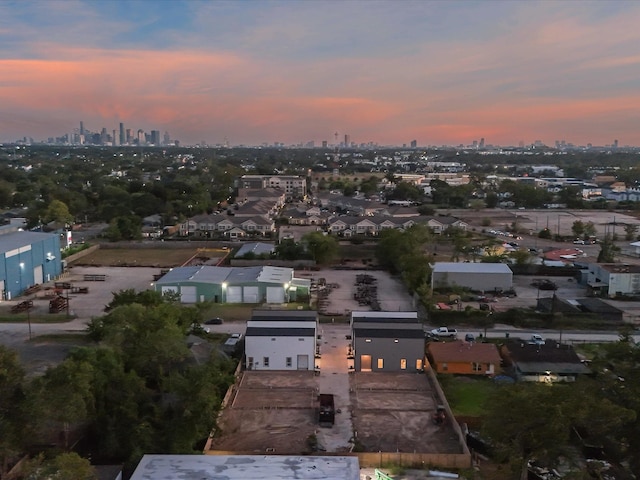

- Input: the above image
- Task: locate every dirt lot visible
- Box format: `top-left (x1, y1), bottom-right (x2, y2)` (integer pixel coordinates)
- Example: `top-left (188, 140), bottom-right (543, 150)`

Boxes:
top-left (350, 373), bottom-right (462, 454)
top-left (210, 369), bottom-right (462, 456)
top-left (209, 371), bottom-right (318, 454)
top-left (73, 246), bottom-right (226, 267)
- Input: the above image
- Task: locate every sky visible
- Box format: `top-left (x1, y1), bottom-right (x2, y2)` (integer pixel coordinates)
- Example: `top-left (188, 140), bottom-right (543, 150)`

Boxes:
top-left (2, 0), bottom-right (640, 147)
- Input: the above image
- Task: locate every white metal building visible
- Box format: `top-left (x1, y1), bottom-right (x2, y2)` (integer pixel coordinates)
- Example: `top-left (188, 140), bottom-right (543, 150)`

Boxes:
top-left (245, 310), bottom-right (317, 371)
top-left (431, 262), bottom-right (513, 292)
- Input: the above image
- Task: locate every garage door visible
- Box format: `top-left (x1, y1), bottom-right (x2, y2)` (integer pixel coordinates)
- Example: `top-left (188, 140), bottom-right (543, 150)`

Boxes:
top-left (226, 286), bottom-right (243, 303)
top-left (243, 286), bottom-right (259, 303)
top-left (180, 286), bottom-right (197, 303)
top-left (266, 286), bottom-right (284, 304)
top-left (297, 354), bottom-right (309, 370)
top-left (33, 265), bottom-right (43, 285)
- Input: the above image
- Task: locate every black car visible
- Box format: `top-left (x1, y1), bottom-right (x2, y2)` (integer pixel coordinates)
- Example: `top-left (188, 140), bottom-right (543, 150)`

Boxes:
top-left (204, 317), bottom-right (224, 325)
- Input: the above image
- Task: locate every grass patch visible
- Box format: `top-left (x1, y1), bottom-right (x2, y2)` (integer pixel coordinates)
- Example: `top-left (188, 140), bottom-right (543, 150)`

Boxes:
top-left (30, 332), bottom-right (91, 344)
top-left (438, 375), bottom-right (496, 417)
top-left (0, 312), bottom-right (76, 323)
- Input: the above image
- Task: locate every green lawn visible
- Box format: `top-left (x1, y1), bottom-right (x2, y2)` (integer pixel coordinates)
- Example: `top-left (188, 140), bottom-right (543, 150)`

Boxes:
top-left (438, 376), bottom-right (496, 416)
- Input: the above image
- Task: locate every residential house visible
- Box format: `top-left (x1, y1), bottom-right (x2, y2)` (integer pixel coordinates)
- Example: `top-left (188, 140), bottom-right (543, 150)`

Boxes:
top-left (427, 340), bottom-right (501, 375)
top-left (351, 311), bottom-right (425, 372)
top-left (245, 310), bottom-right (318, 371)
top-left (500, 339), bottom-right (590, 382)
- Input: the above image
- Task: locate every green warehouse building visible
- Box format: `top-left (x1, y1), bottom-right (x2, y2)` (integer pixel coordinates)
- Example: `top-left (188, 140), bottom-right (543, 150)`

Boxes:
top-left (153, 265), bottom-right (310, 304)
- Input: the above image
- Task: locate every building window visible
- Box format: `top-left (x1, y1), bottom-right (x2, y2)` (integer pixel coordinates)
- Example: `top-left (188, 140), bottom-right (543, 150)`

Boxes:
top-left (271, 338), bottom-right (276, 341)
top-left (394, 339), bottom-right (399, 343)
top-left (298, 338), bottom-right (304, 341)
top-left (472, 362), bottom-right (482, 372)
top-left (365, 338), bottom-right (372, 343)
top-left (442, 362), bottom-right (448, 371)
top-left (400, 359), bottom-right (407, 370)
top-left (286, 357), bottom-right (292, 367)
top-left (377, 358), bottom-right (384, 369)
top-left (416, 359), bottom-right (423, 370)
top-left (263, 357), bottom-right (270, 367)
top-left (248, 357), bottom-right (254, 369)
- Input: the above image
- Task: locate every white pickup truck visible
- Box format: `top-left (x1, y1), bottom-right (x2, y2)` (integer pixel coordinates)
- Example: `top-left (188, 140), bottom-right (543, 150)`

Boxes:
top-left (430, 326), bottom-right (458, 338)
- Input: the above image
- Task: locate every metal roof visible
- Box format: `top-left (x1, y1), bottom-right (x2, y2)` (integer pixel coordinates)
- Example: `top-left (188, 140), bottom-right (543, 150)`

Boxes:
top-left (257, 265), bottom-right (293, 283)
top-left (130, 455), bottom-right (359, 480)
top-left (0, 230), bottom-right (58, 255)
top-left (155, 265), bottom-right (295, 286)
top-left (250, 310), bottom-right (317, 321)
top-left (432, 262), bottom-right (512, 274)
top-left (353, 328), bottom-right (425, 339)
top-left (234, 242), bottom-right (275, 258)
top-left (246, 327), bottom-right (315, 337)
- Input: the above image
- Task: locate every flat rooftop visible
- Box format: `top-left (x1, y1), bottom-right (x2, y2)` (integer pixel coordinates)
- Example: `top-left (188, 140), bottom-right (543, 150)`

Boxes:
top-left (130, 454), bottom-right (359, 480)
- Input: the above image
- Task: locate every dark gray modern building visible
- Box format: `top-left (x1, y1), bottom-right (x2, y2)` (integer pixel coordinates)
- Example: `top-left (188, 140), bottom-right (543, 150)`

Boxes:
top-left (351, 311), bottom-right (425, 372)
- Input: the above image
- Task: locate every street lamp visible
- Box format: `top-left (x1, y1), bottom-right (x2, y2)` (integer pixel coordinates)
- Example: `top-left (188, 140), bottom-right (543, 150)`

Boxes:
top-left (18, 262), bottom-right (24, 295)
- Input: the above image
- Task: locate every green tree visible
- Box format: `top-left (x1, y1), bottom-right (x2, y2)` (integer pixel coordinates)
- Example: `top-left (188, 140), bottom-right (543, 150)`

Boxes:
top-left (571, 220), bottom-right (585, 239)
top-left (105, 215), bottom-right (142, 241)
top-left (0, 346), bottom-right (30, 476)
top-left (32, 359), bottom-right (95, 449)
top-left (509, 249), bottom-right (533, 266)
top-left (597, 234), bottom-right (620, 263)
top-left (302, 232), bottom-right (338, 265)
top-left (274, 239), bottom-right (307, 261)
top-left (22, 452), bottom-right (97, 480)
top-left (624, 223), bottom-right (638, 241)
top-left (584, 221), bottom-right (597, 238)
top-left (483, 384), bottom-right (572, 471)
top-left (44, 199), bottom-right (74, 225)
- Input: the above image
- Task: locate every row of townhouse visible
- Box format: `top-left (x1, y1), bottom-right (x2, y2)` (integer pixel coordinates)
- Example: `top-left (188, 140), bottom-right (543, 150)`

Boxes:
top-left (182, 208), bottom-right (466, 238)
top-left (328, 215), bottom-right (467, 236)
top-left (180, 214), bottom-right (275, 238)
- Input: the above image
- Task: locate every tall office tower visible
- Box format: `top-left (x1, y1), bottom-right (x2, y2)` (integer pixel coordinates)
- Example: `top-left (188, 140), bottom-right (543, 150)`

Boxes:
top-left (472, 140), bottom-right (478, 148)
top-left (151, 130), bottom-right (160, 145)
top-left (100, 127), bottom-right (108, 144)
top-left (344, 134), bottom-right (350, 147)
top-left (80, 121), bottom-right (84, 136)
top-left (322, 140), bottom-right (328, 148)
top-left (112, 130), bottom-right (117, 145)
top-left (163, 131), bottom-right (171, 145)
top-left (614, 139), bottom-right (619, 149)
top-left (119, 123), bottom-right (125, 145)
top-left (137, 129), bottom-right (145, 144)
top-left (479, 137), bottom-right (485, 148)
top-left (410, 139), bottom-right (417, 148)
top-left (126, 129), bottom-right (132, 144)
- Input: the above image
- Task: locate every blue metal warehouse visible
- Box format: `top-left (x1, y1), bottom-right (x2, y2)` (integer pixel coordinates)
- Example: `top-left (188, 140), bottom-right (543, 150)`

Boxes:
top-left (0, 230), bottom-right (63, 300)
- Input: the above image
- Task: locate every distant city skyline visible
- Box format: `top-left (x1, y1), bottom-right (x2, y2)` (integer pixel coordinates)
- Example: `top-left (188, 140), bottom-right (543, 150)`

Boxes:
top-left (2, 1), bottom-right (640, 146)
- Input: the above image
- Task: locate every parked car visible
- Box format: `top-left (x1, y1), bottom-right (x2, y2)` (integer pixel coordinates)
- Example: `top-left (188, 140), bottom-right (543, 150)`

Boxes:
top-left (430, 326), bottom-right (458, 338)
top-left (529, 334), bottom-right (546, 345)
top-left (205, 317), bottom-right (224, 325)
top-left (464, 333), bottom-right (475, 342)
